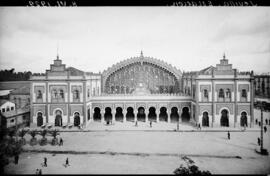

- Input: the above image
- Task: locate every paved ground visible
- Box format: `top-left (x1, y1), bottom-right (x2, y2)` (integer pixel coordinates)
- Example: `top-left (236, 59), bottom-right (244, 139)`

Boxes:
top-left (4, 109), bottom-right (270, 174)
top-left (4, 129), bottom-right (270, 174)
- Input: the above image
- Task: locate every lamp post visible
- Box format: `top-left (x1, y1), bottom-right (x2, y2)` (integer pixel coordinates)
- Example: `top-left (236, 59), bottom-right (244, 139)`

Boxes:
top-left (257, 101), bottom-right (269, 155)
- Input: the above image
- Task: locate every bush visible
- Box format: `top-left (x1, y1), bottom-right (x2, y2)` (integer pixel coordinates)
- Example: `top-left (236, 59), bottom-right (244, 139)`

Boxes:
top-left (174, 156), bottom-right (212, 176)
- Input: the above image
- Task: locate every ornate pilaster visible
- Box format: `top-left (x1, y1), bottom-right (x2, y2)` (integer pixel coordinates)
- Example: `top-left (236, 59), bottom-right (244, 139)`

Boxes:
top-left (145, 109), bottom-right (149, 123)
top-left (123, 109), bottom-right (127, 122)
top-left (112, 109), bottom-right (116, 123)
top-left (134, 109), bottom-right (138, 122)
top-left (101, 109), bottom-right (105, 123)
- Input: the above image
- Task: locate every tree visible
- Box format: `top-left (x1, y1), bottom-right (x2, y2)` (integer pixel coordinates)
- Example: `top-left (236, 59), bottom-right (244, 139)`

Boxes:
top-left (29, 130), bottom-right (38, 146)
top-left (39, 129), bottom-right (48, 146)
top-left (49, 129), bottom-right (60, 146)
top-left (18, 129), bottom-right (28, 145)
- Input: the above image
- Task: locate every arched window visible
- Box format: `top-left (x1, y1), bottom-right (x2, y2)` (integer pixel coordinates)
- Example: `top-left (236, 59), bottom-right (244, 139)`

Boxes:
top-left (225, 89), bottom-right (231, 98)
top-left (59, 89), bottom-right (64, 99)
top-left (203, 89), bottom-right (208, 98)
top-left (37, 90), bottom-right (42, 99)
top-left (241, 89), bottom-right (247, 98)
top-left (73, 90), bottom-right (79, 99)
top-left (219, 89), bottom-right (224, 98)
top-left (53, 89), bottom-right (57, 98)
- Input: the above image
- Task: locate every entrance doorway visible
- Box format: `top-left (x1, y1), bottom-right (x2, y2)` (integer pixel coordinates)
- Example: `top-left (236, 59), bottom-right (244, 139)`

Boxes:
top-left (37, 112), bottom-right (43, 127)
top-left (240, 112), bottom-right (248, 127)
top-left (74, 112), bottom-right (80, 126)
top-left (202, 112), bottom-right (209, 127)
top-left (220, 109), bottom-right (229, 127)
top-left (55, 110), bottom-right (62, 127)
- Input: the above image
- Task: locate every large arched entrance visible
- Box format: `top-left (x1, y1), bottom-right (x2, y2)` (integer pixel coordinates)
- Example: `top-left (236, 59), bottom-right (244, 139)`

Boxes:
top-left (115, 107), bottom-right (124, 122)
top-left (240, 112), bottom-right (248, 127)
top-left (74, 112), bottom-right (80, 126)
top-left (37, 112), bottom-right (43, 127)
top-left (220, 109), bottom-right (229, 127)
top-left (159, 107), bottom-right (168, 122)
top-left (181, 107), bottom-right (190, 122)
top-left (126, 107), bottom-right (134, 122)
top-left (104, 107), bottom-right (112, 122)
top-left (202, 112), bottom-right (209, 127)
top-left (148, 107), bottom-right (157, 122)
top-left (170, 107), bottom-right (179, 123)
top-left (55, 110), bottom-right (62, 127)
top-left (137, 107), bottom-right (146, 122)
top-left (93, 107), bottom-right (101, 121)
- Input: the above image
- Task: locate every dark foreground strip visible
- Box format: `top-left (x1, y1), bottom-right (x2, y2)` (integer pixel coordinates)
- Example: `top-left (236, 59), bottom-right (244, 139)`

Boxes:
top-left (33, 129), bottom-right (260, 133)
top-left (22, 149), bottom-right (243, 159)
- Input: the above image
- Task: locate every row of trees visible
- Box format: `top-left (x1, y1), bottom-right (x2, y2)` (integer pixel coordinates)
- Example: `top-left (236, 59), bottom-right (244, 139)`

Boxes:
top-left (0, 69), bottom-right (45, 81)
top-left (0, 128), bottom-right (60, 174)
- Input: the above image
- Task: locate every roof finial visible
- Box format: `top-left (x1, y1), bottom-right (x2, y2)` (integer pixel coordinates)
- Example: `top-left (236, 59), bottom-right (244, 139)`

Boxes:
top-left (56, 42), bottom-right (59, 60)
top-left (140, 50), bottom-right (144, 58)
top-left (223, 52), bottom-right (226, 60)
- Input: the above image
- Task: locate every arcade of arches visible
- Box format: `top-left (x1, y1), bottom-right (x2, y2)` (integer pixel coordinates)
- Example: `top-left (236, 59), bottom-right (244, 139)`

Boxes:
top-left (92, 106), bottom-right (191, 123)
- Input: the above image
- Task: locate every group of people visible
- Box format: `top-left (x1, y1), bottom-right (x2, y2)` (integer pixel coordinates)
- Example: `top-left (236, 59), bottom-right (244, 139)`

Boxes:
top-left (36, 157), bottom-right (70, 174)
top-left (255, 118), bottom-right (270, 126)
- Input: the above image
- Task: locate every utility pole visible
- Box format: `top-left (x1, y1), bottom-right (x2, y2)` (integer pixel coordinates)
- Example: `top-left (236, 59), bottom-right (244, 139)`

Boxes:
top-left (256, 101), bottom-right (268, 155)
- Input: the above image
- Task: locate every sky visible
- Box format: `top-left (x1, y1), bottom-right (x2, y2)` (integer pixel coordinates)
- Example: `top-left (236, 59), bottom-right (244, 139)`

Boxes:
top-left (0, 7), bottom-right (269, 74)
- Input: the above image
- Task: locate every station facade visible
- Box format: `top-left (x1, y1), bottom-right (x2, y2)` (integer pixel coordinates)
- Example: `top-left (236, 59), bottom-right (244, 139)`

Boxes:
top-left (30, 52), bottom-right (254, 128)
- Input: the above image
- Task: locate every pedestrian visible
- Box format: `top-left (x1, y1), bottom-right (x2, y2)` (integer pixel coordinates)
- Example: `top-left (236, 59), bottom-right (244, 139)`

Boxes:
top-left (43, 157), bottom-right (47, 167)
top-left (255, 119), bottom-right (258, 125)
top-left (65, 157), bottom-right (70, 167)
top-left (39, 169), bottom-right (42, 175)
top-left (258, 137), bottom-right (261, 146)
top-left (36, 169), bottom-right (39, 175)
top-left (135, 120), bottom-right (138, 127)
top-left (59, 138), bottom-right (63, 146)
top-left (14, 154), bottom-right (19, 164)
top-left (259, 121), bottom-right (261, 127)
top-left (198, 123), bottom-right (201, 130)
top-left (264, 126), bottom-right (267, 133)
top-left (150, 121), bottom-right (152, 128)
top-left (266, 119), bottom-right (268, 125)
top-left (227, 131), bottom-right (230, 140)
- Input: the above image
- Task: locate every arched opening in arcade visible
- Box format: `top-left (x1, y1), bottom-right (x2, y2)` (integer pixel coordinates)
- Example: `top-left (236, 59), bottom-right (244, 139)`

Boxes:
top-left (159, 107), bottom-right (168, 122)
top-left (37, 112), bottom-right (43, 127)
top-left (148, 107), bottom-right (157, 122)
top-left (126, 107), bottom-right (134, 122)
top-left (55, 110), bottom-right (63, 127)
top-left (240, 111), bottom-right (248, 127)
top-left (181, 107), bottom-right (190, 122)
top-left (104, 107), bottom-right (112, 122)
top-left (220, 109), bottom-right (229, 127)
top-left (170, 107), bottom-right (179, 123)
top-left (202, 111), bottom-right (209, 127)
top-left (93, 107), bottom-right (101, 121)
top-left (74, 112), bottom-right (80, 126)
top-left (137, 107), bottom-right (146, 122)
top-left (115, 107), bottom-right (124, 122)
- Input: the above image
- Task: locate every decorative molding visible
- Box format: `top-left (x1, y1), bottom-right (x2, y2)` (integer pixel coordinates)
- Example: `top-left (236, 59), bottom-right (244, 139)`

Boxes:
top-left (200, 85), bottom-right (211, 92)
top-left (238, 84), bottom-right (249, 92)
top-left (49, 104), bottom-right (67, 116)
top-left (199, 105), bottom-right (212, 115)
top-left (215, 84), bottom-right (234, 91)
top-left (216, 103), bottom-right (234, 115)
top-left (237, 105), bottom-right (250, 115)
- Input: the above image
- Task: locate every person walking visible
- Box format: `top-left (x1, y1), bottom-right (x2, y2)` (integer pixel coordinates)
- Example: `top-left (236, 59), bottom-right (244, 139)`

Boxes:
top-left (39, 169), bottom-right (42, 175)
top-left (150, 121), bottom-right (152, 128)
top-left (59, 138), bottom-right (63, 146)
top-left (198, 123), bottom-right (201, 130)
top-left (265, 119), bottom-right (268, 125)
top-left (227, 131), bottom-right (230, 140)
top-left (135, 120), bottom-right (138, 127)
top-left (43, 157), bottom-right (47, 167)
top-left (255, 119), bottom-right (258, 125)
top-left (36, 169), bottom-right (39, 175)
top-left (259, 121), bottom-right (261, 127)
top-left (264, 126), bottom-right (267, 133)
top-left (65, 157), bottom-right (70, 167)
top-left (257, 137), bottom-right (261, 146)
top-left (14, 154), bottom-right (19, 164)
